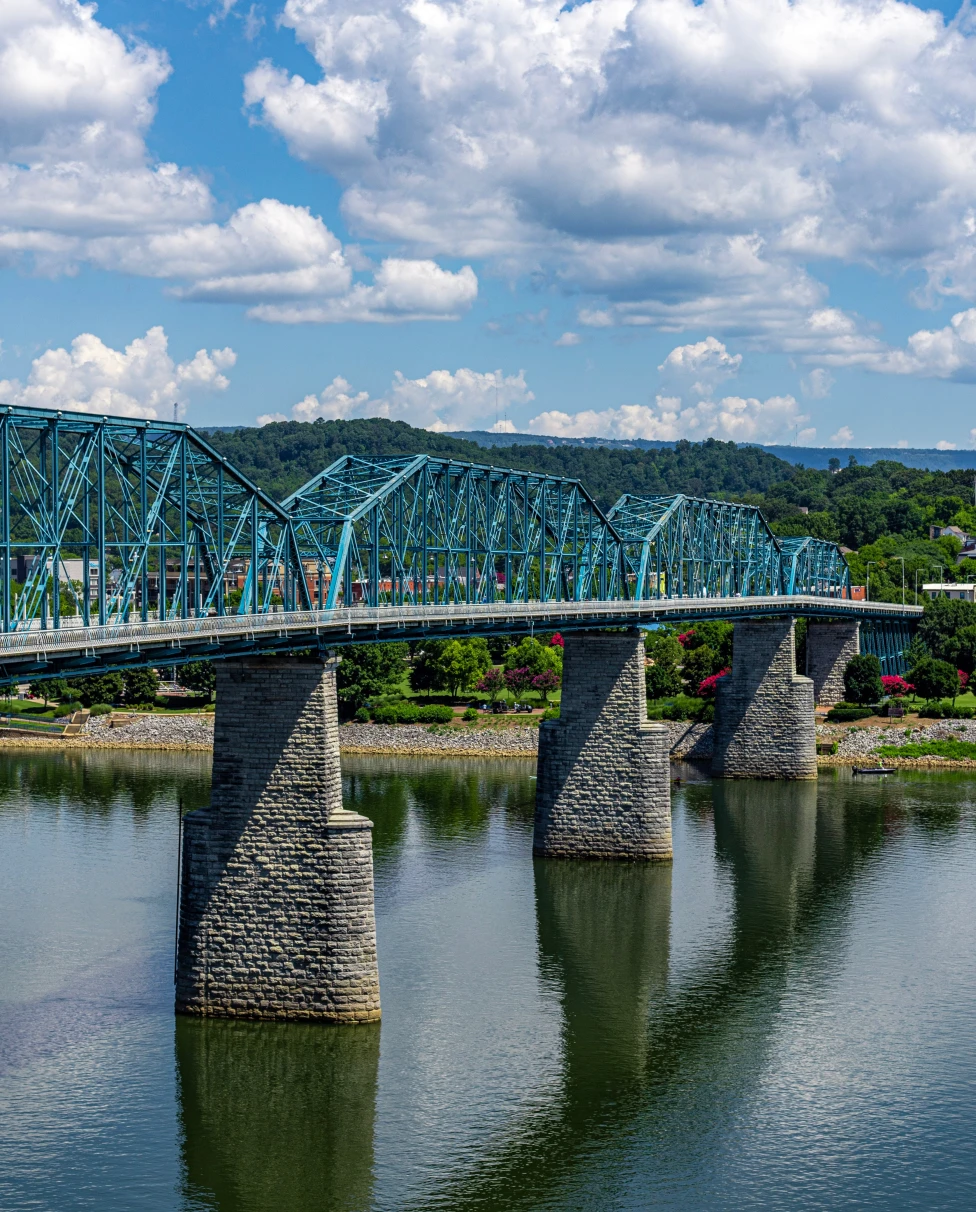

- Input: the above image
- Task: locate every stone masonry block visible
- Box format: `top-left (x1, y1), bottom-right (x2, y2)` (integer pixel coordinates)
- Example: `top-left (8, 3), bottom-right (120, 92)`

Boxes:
top-left (534, 629), bottom-right (672, 860)
top-left (806, 620), bottom-right (860, 705)
top-left (712, 617), bottom-right (816, 780)
top-left (176, 657), bottom-right (381, 1023)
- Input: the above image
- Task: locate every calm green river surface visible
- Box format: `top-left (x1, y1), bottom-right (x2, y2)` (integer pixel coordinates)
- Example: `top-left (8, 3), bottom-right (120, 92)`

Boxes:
top-left (1, 751), bottom-right (975, 1210)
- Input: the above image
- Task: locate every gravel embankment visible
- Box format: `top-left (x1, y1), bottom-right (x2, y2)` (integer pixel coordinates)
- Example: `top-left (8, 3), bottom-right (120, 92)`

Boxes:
top-left (0, 712), bottom-right (721, 757)
top-left (81, 713), bottom-right (216, 748)
top-left (337, 723), bottom-right (539, 756)
top-left (666, 721), bottom-right (713, 759)
top-left (817, 719), bottom-right (976, 765)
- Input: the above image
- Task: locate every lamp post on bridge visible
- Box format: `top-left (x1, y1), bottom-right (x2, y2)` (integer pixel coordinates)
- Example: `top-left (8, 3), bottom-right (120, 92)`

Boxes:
top-left (866, 561), bottom-right (876, 602)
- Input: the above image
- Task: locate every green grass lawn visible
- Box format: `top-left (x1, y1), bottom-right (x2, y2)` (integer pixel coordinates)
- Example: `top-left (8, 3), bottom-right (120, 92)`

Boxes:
top-left (877, 740), bottom-right (976, 761)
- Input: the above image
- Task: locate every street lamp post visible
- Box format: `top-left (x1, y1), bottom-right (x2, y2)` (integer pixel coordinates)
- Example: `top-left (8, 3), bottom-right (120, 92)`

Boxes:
top-left (866, 561), bottom-right (876, 601)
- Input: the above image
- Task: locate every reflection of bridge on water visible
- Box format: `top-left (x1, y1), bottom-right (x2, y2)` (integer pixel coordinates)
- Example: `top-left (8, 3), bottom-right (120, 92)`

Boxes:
top-left (174, 768), bottom-right (923, 1211)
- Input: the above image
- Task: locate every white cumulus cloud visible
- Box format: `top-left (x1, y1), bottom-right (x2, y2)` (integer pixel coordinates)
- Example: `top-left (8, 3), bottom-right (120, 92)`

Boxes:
top-left (261, 367), bottom-right (534, 430)
top-left (0, 327), bottom-right (235, 419)
top-left (0, 3), bottom-right (474, 322)
top-left (801, 368), bottom-right (834, 399)
top-left (526, 393), bottom-right (807, 443)
top-left (242, 0), bottom-right (976, 337)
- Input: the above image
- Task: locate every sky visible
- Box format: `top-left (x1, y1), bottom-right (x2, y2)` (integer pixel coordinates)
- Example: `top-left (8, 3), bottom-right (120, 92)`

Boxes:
top-left (3, 0), bottom-right (976, 448)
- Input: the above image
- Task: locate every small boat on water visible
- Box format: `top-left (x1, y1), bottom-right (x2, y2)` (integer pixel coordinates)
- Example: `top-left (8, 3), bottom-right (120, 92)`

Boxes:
top-left (852, 766), bottom-right (892, 776)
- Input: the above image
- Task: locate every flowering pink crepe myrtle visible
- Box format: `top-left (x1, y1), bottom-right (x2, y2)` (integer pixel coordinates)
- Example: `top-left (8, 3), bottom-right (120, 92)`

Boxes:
top-left (881, 675), bottom-right (914, 696)
top-left (698, 667), bottom-right (731, 697)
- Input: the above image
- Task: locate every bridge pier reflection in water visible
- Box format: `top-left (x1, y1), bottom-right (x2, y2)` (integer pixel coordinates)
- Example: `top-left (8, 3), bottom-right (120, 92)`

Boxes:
top-left (168, 762), bottom-right (966, 1211)
top-left (176, 1018), bottom-right (380, 1212)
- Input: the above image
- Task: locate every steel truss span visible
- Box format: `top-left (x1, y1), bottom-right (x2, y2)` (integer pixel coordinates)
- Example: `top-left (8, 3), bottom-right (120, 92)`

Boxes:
top-left (283, 454), bottom-right (623, 609)
top-left (0, 408), bottom-right (917, 680)
top-left (0, 406), bottom-right (309, 633)
top-left (608, 494), bottom-right (851, 600)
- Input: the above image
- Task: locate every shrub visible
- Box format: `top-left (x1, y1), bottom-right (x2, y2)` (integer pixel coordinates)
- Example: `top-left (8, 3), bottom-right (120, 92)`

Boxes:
top-left (826, 704), bottom-right (874, 722)
top-left (649, 694), bottom-right (711, 722)
top-left (417, 704), bottom-right (453, 723)
top-left (542, 706), bottom-right (560, 721)
top-left (153, 696), bottom-right (169, 709)
top-left (843, 654), bottom-right (883, 705)
top-left (918, 701), bottom-right (944, 718)
top-left (372, 701), bottom-right (421, 724)
top-left (354, 707), bottom-right (371, 723)
top-left (88, 703), bottom-right (112, 716)
top-left (462, 707), bottom-right (478, 721)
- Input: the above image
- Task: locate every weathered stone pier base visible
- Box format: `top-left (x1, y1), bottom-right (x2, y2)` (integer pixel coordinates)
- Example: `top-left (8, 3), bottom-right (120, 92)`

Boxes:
top-left (176, 657), bottom-right (380, 1023)
top-left (534, 629), bottom-right (672, 860)
top-left (712, 618), bottom-right (817, 780)
top-left (806, 620), bottom-right (860, 705)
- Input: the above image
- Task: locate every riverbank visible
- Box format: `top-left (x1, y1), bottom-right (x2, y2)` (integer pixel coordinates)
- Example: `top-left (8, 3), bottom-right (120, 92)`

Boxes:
top-left (4, 710), bottom-right (975, 770)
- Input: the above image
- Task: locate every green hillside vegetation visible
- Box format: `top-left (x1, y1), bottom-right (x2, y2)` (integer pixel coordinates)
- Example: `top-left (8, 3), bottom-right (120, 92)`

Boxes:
top-left (205, 419), bottom-right (796, 506)
top-left (205, 418), bottom-right (976, 604)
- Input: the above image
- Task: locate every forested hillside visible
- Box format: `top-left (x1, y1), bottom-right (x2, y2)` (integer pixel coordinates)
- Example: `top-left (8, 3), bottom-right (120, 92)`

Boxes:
top-left (204, 418), bottom-right (796, 506)
top-left (204, 418), bottom-right (976, 605)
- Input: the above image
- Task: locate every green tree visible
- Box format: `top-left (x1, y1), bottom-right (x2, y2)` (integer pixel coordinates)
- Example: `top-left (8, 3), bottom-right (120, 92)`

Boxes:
top-left (681, 644), bottom-right (722, 696)
top-left (910, 657), bottom-right (959, 702)
top-left (843, 654), bottom-right (883, 705)
top-left (646, 661), bottom-right (682, 699)
top-left (410, 640), bottom-right (448, 696)
top-left (178, 660), bottom-right (217, 700)
top-left (124, 667), bottom-right (160, 707)
top-left (337, 642), bottom-right (409, 713)
top-left (681, 620), bottom-right (734, 666)
top-left (439, 638), bottom-right (492, 698)
top-left (645, 632), bottom-right (683, 699)
top-left (68, 672), bottom-right (125, 707)
top-left (918, 596), bottom-right (976, 664)
top-left (28, 678), bottom-right (69, 707)
top-left (503, 636), bottom-right (561, 676)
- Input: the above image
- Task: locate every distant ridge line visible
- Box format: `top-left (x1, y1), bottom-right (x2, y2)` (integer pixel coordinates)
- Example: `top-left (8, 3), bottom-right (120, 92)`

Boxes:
top-left (445, 431), bottom-right (976, 473)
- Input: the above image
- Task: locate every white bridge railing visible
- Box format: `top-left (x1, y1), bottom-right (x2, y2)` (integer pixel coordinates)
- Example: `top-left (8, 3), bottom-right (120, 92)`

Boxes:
top-left (0, 595), bottom-right (922, 663)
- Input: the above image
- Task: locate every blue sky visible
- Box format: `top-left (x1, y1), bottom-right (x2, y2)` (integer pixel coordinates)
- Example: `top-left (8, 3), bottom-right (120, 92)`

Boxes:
top-left (2, 0), bottom-right (976, 448)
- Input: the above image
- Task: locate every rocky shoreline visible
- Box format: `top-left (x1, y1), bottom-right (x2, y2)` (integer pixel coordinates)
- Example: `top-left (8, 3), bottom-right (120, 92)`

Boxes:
top-left (2, 712), bottom-right (975, 770)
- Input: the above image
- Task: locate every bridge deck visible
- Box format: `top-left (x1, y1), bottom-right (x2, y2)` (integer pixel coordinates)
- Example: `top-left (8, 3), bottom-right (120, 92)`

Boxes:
top-left (0, 597), bottom-right (921, 683)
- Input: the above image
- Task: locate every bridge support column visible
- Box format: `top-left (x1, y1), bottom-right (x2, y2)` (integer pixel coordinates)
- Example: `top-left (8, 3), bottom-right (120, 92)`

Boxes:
top-left (712, 618), bottom-right (816, 780)
top-left (176, 657), bottom-right (380, 1023)
top-left (805, 620), bottom-right (859, 705)
top-left (534, 629), bottom-right (672, 860)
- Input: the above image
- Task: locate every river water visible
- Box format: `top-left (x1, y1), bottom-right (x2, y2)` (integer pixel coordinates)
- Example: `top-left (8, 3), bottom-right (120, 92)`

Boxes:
top-left (1, 750), bottom-right (975, 1210)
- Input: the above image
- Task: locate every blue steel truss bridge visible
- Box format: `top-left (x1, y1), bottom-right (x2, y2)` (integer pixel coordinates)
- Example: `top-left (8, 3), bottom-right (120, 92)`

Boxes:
top-left (0, 408), bottom-right (920, 683)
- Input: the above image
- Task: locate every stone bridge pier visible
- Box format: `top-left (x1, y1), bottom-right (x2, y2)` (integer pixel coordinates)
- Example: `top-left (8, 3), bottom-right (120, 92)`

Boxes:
top-left (712, 617), bottom-right (817, 780)
top-left (176, 656), bottom-right (380, 1023)
top-left (805, 620), bottom-right (860, 706)
top-left (534, 629), bottom-right (672, 860)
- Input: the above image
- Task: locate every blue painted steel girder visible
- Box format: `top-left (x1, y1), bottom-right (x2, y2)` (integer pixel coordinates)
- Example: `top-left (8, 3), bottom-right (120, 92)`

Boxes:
top-left (608, 493), bottom-right (851, 601)
top-left (0, 405), bottom-right (309, 632)
top-left (282, 454), bottom-right (625, 609)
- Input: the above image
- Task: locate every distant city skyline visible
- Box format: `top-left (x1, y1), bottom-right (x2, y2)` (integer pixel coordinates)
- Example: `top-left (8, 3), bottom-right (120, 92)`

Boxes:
top-left (2, 0), bottom-right (976, 449)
